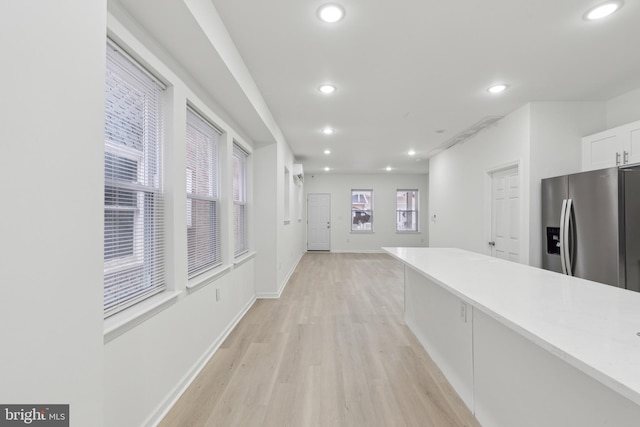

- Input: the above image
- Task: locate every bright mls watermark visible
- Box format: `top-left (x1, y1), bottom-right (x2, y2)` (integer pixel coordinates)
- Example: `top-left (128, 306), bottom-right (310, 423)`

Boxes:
top-left (0, 405), bottom-right (68, 426)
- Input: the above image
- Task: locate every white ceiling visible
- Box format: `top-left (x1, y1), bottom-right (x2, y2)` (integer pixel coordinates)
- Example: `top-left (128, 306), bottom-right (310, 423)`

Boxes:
top-left (112, 0), bottom-right (640, 174)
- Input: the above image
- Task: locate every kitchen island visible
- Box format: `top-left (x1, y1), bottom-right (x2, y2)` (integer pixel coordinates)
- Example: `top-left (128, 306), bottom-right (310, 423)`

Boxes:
top-left (383, 247), bottom-right (640, 427)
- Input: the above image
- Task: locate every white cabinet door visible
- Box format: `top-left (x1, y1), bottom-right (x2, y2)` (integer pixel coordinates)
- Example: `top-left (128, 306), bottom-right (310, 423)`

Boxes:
top-left (626, 122), bottom-right (640, 165)
top-left (581, 128), bottom-right (622, 171)
top-left (582, 119), bottom-right (640, 171)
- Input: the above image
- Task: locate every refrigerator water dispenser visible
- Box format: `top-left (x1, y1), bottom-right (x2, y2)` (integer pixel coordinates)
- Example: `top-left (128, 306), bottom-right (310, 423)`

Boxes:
top-left (546, 227), bottom-right (561, 255)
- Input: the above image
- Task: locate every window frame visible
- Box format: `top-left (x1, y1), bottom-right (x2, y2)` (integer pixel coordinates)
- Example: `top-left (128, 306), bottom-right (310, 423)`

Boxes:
top-left (103, 143), bottom-right (145, 273)
top-left (233, 143), bottom-right (249, 257)
top-left (185, 106), bottom-right (222, 279)
top-left (350, 189), bottom-right (374, 232)
top-left (103, 40), bottom-right (166, 318)
top-left (396, 189), bottom-right (419, 233)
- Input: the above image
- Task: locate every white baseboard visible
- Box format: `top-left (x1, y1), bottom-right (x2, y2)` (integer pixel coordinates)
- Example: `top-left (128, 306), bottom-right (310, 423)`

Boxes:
top-left (255, 251), bottom-right (304, 299)
top-left (145, 295), bottom-right (257, 427)
top-left (326, 249), bottom-right (386, 254)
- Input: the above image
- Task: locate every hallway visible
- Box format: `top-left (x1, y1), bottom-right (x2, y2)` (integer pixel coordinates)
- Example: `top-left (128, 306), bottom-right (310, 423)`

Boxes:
top-left (160, 253), bottom-right (480, 427)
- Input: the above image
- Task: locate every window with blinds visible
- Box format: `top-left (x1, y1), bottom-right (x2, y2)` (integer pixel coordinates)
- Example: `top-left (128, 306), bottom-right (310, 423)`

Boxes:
top-left (396, 189), bottom-right (419, 232)
top-left (186, 107), bottom-right (221, 278)
top-left (233, 144), bottom-right (249, 257)
top-left (104, 41), bottom-right (166, 317)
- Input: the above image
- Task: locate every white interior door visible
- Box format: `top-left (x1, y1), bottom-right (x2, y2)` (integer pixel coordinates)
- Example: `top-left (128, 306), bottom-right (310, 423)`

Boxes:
top-left (490, 167), bottom-right (520, 261)
top-left (307, 193), bottom-right (331, 251)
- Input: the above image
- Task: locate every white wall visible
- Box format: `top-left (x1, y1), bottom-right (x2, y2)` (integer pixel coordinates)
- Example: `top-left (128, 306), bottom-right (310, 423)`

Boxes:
top-left (428, 100), bottom-right (626, 268)
top-left (429, 105), bottom-right (531, 260)
top-left (304, 173), bottom-right (429, 252)
top-left (104, 263), bottom-right (255, 427)
top-left (254, 144), bottom-right (278, 296)
top-left (277, 143), bottom-right (306, 289)
top-left (0, 1), bottom-right (106, 426)
top-left (528, 102), bottom-right (606, 267)
top-left (254, 139), bottom-right (306, 297)
top-left (606, 87), bottom-right (640, 128)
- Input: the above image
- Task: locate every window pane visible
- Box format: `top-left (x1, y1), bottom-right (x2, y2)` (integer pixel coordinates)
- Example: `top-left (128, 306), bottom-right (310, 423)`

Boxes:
top-left (233, 144), bottom-right (248, 256)
top-left (105, 186), bottom-right (137, 207)
top-left (351, 190), bottom-right (373, 231)
top-left (187, 199), bottom-right (220, 276)
top-left (234, 203), bottom-right (246, 255)
top-left (105, 153), bottom-right (139, 183)
top-left (104, 209), bottom-right (135, 260)
top-left (396, 190), bottom-right (419, 232)
top-left (186, 108), bottom-right (221, 278)
top-left (104, 75), bottom-right (145, 151)
top-left (104, 41), bottom-right (165, 317)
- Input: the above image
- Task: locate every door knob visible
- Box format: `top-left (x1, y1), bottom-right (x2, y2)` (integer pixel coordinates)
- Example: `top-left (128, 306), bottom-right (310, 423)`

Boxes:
top-left (488, 241), bottom-right (495, 246)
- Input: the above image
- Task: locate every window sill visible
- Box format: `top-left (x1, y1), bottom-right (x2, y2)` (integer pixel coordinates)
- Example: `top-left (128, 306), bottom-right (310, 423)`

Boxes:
top-left (234, 251), bottom-right (256, 267)
top-left (187, 264), bottom-right (233, 292)
top-left (104, 290), bottom-right (181, 344)
top-left (396, 231), bottom-right (421, 234)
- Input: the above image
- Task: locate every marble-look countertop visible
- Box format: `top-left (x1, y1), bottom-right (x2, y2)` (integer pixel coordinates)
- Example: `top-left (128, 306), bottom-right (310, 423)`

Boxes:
top-left (383, 247), bottom-right (640, 406)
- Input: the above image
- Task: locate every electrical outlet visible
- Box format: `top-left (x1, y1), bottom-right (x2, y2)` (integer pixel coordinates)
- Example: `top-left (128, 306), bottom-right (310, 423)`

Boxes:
top-left (216, 288), bottom-right (221, 301)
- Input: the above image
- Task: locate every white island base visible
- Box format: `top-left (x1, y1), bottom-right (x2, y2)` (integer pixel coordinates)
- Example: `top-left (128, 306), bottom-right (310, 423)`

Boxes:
top-left (383, 247), bottom-right (640, 427)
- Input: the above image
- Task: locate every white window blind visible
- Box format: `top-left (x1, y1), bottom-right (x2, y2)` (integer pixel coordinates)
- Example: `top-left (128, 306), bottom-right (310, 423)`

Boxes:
top-left (104, 41), bottom-right (166, 317)
top-left (233, 144), bottom-right (248, 256)
top-left (396, 189), bottom-right (419, 232)
top-left (186, 107), bottom-right (221, 278)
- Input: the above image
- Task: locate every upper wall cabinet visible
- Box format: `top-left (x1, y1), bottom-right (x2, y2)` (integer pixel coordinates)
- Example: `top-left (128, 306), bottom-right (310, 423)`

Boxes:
top-left (582, 119), bottom-right (640, 171)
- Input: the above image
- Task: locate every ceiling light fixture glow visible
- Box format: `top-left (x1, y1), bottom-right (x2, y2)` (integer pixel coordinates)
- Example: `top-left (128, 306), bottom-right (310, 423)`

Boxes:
top-left (322, 127), bottom-right (335, 135)
top-left (324, 167), bottom-right (331, 172)
top-left (585, 1), bottom-right (623, 20)
top-left (408, 150), bottom-right (416, 156)
top-left (324, 149), bottom-right (331, 155)
top-left (317, 4), bottom-right (345, 23)
top-left (385, 166), bottom-right (392, 171)
top-left (318, 84), bottom-right (337, 94)
top-left (487, 84), bottom-right (508, 94)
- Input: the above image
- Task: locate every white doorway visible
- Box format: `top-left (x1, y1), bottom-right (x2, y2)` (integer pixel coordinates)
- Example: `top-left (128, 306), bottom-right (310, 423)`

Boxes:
top-left (490, 166), bottom-right (520, 261)
top-left (307, 193), bottom-right (331, 251)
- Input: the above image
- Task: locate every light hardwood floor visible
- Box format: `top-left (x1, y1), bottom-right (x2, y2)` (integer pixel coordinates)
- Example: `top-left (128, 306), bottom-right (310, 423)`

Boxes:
top-left (159, 253), bottom-right (481, 427)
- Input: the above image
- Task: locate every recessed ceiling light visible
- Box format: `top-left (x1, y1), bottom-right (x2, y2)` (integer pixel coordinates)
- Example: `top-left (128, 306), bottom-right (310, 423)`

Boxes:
top-left (408, 150), bottom-right (416, 156)
top-left (321, 127), bottom-right (335, 135)
top-left (584, 1), bottom-right (623, 20)
top-left (318, 84), bottom-right (337, 94)
top-left (324, 149), bottom-right (331, 155)
top-left (487, 84), bottom-right (508, 94)
top-left (385, 166), bottom-right (392, 171)
top-left (324, 167), bottom-right (331, 172)
top-left (317, 4), bottom-right (345, 23)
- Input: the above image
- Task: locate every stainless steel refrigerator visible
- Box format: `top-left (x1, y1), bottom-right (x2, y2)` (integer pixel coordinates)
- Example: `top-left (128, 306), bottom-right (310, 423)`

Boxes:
top-left (541, 166), bottom-right (640, 292)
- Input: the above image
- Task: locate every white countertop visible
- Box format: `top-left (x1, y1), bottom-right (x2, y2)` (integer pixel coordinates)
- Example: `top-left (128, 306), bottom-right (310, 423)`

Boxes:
top-left (383, 247), bottom-right (640, 406)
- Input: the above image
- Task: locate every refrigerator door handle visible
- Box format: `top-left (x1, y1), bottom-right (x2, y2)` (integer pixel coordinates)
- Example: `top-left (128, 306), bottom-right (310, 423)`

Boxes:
top-left (564, 199), bottom-right (574, 276)
top-left (560, 199), bottom-right (568, 275)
